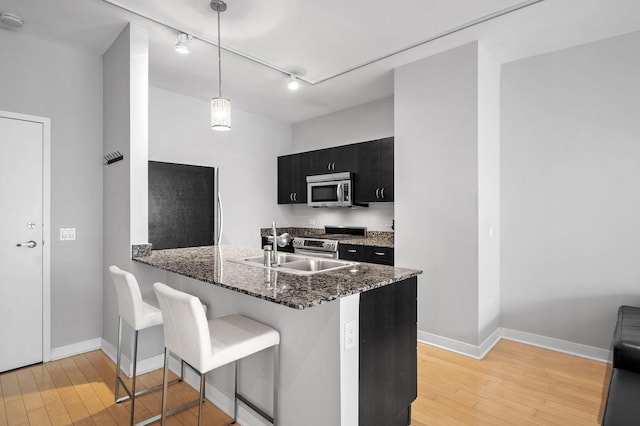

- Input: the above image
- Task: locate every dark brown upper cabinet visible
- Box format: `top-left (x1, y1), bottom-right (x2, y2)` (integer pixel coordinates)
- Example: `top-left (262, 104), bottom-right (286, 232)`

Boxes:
top-left (277, 152), bottom-right (312, 204)
top-left (353, 137), bottom-right (394, 203)
top-left (309, 144), bottom-right (355, 176)
top-left (277, 137), bottom-right (393, 205)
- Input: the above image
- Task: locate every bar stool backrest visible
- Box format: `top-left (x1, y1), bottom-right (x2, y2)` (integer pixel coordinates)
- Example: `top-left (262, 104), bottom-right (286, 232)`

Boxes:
top-left (154, 282), bottom-right (212, 372)
top-left (109, 265), bottom-right (146, 330)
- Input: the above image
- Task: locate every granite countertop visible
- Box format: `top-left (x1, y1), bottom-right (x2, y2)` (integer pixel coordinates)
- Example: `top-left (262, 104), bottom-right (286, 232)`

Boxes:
top-left (260, 227), bottom-right (394, 248)
top-left (133, 245), bottom-right (420, 310)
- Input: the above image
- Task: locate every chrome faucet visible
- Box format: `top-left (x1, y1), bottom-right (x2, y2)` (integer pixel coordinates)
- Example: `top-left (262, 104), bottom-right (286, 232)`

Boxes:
top-left (271, 221), bottom-right (279, 266)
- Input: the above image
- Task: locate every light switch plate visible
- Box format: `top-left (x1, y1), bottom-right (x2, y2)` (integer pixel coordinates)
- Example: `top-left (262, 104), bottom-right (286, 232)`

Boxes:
top-left (60, 228), bottom-right (76, 241)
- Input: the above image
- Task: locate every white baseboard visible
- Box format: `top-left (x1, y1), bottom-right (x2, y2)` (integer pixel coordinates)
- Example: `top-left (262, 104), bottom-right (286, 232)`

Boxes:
top-left (501, 328), bottom-right (610, 363)
top-left (417, 328), bottom-right (501, 359)
top-left (100, 338), bottom-right (165, 378)
top-left (51, 337), bottom-right (102, 361)
top-left (418, 327), bottom-right (611, 363)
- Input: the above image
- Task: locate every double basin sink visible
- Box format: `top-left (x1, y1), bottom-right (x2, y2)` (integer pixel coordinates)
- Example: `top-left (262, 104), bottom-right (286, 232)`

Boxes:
top-left (232, 253), bottom-right (359, 275)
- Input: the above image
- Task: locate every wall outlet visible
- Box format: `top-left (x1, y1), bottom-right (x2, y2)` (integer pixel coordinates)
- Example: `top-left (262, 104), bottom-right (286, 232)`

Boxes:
top-left (60, 228), bottom-right (76, 241)
top-left (308, 219), bottom-right (316, 226)
top-left (345, 320), bottom-right (357, 351)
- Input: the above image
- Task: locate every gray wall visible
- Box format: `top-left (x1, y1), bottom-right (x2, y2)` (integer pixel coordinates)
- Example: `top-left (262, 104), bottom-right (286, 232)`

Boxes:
top-left (395, 42), bottom-right (482, 345)
top-left (0, 29), bottom-right (103, 348)
top-left (501, 30), bottom-right (640, 350)
top-left (290, 97), bottom-right (395, 232)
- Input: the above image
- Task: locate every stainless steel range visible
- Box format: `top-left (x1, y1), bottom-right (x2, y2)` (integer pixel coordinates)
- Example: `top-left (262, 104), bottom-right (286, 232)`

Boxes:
top-left (292, 226), bottom-right (366, 259)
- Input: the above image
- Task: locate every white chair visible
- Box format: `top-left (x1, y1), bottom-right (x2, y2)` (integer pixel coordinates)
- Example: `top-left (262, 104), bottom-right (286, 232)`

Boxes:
top-left (153, 282), bottom-right (281, 426)
top-left (109, 266), bottom-right (203, 426)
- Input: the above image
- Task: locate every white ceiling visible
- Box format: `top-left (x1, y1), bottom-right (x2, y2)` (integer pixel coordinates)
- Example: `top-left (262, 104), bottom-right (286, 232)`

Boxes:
top-left (1, 0), bottom-right (639, 123)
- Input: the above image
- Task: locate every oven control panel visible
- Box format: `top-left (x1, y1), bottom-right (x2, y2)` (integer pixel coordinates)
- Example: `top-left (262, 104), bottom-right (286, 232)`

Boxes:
top-left (293, 238), bottom-right (337, 252)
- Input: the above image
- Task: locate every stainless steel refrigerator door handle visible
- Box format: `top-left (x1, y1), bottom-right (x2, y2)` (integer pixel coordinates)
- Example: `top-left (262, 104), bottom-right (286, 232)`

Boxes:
top-left (16, 240), bottom-right (37, 248)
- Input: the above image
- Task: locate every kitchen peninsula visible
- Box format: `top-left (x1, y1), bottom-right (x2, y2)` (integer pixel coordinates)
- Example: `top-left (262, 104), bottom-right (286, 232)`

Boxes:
top-left (133, 245), bottom-right (421, 426)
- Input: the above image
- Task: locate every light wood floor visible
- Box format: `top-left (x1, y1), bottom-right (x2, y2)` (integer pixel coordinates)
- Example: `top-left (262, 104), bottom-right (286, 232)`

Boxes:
top-left (413, 339), bottom-right (610, 425)
top-left (0, 339), bottom-right (610, 425)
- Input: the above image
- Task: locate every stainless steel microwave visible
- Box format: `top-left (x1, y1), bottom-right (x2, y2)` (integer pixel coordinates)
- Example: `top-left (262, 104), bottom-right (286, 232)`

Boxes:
top-left (306, 172), bottom-right (352, 207)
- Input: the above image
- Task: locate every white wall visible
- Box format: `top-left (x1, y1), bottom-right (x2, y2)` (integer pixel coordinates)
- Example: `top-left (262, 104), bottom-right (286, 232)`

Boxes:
top-left (395, 42), bottom-right (481, 346)
top-left (0, 30), bottom-right (103, 348)
top-left (102, 24), bottom-right (163, 361)
top-left (148, 87), bottom-right (293, 247)
top-left (291, 98), bottom-right (394, 231)
top-left (501, 30), bottom-right (640, 350)
top-left (477, 44), bottom-right (501, 343)
top-left (395, 42), bottom-right (501, 351)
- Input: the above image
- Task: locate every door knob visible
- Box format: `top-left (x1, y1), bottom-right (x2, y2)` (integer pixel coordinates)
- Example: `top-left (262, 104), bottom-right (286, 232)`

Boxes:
top-left (16, 240), bottom-right (37, 248)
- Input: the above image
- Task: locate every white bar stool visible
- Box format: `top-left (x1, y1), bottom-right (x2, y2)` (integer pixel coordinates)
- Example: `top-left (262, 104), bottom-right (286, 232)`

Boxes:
top-left (109, 266), bottom-right (203, 426)
top-left (153, 282), bottom-right (281, 426)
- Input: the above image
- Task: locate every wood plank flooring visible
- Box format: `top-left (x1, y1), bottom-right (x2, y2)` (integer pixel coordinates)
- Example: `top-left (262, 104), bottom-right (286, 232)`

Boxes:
top-left (0, 350), bottom-right (233, 426)
top-left (413, 339), bottom-right (610, 426)
top-left (0, 339), bottom-right (609, 425)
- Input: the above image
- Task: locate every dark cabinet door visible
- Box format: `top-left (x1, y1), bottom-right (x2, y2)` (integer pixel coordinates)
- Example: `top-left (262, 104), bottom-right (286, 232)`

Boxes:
top-left (338, 244), bottom-right (368, 262)
top-left (368, 246), bottom-right (394, 266)
top-left (310, 145), bottom-right (354, 175)
top-left (378, 137), bottom-right (394, 201)
top-left (277, 155), bottom-right (295, 204)
top-left (359, 277), bottom-right (417, 426)
top-left (353, 141), bottom-right (379, 203)
top-left (278, 152), bottom-right (312, 204)
top-left (292, 152), bottom-right (312, 203)
top-left (353, 137), bottom-right (394, 203)
top-left (339, 244), bottom-right (394, 266)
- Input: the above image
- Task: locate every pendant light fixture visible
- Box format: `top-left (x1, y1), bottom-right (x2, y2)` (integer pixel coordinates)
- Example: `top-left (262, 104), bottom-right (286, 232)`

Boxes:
top-left (210, 0), bottom-right (230, 131)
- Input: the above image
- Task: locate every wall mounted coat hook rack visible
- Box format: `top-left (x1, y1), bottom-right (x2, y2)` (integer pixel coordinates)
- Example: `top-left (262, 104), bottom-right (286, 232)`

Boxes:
top-left (103, 151), bottom-right (123, 165)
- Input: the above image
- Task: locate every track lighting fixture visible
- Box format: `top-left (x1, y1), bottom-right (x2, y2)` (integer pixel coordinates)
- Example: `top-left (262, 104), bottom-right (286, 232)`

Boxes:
top-left (287, 74), bottom-right (300, 91)
top-left (174, 33), bottom-right (192, 54)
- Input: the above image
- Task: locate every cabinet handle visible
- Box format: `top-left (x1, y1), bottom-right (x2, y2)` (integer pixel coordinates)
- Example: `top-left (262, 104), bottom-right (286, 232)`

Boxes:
top-left (290, 192), bottom-right (294, 201)
top-left (347, 249), bottom-right (357, 253)
top-left (294, 192), bottom-right (297, 201)
top-left (332, 162), bottom-right (336, 170)
top-left (374, 252), bottom-right (385, 256)
top-left (380, 187), bottom-right (385, 199)
top-left (327, 163), bottom-right (331, 170)
top-left (375, 188), bottom-right (380, 199)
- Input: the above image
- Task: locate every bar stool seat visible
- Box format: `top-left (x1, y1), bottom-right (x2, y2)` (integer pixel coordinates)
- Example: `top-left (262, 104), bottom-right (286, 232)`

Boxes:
top-left (109, 266), bottom-right (206, 426)
top-left (153, 282), bottom-right (280, 425)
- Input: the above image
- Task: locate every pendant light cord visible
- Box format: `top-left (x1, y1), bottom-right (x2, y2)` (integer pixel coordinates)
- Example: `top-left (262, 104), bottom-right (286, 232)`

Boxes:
top-left (217, 9), bottom-right (222, 98)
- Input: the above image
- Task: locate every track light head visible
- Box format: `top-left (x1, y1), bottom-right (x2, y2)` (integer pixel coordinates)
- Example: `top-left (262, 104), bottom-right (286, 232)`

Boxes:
top-left (288, 74), bottom-right (300, 91)
top-left (175, 33), bottom-right (192, 54)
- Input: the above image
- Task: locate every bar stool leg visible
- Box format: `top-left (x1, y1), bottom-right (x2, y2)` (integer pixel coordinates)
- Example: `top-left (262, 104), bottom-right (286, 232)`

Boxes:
top-left (130, 329), bottom-right (139, 426)
top-left (273, 345), bottom-right (279, 426)
top-left (115, 316), bottom-right (123, 402)
top-left (161, 348), bottom-right (169, 426)
top-left (198, 373), bottom-right (206, 426)
top-left (233, 360), bottom-right (239, 424)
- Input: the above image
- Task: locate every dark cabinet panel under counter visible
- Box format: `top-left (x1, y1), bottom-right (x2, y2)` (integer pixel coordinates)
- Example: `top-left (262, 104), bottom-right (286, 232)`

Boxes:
top-left (339, 243), bottom-right (394, 266)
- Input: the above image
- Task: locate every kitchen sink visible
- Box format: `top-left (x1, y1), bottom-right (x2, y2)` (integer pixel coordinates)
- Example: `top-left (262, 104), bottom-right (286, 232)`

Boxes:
top-left (241, 253), bottom-right (303, 265)
top-left (231, 254), bottom-right (358, 275)
top-left (281, 259), bottom-right (352, 272)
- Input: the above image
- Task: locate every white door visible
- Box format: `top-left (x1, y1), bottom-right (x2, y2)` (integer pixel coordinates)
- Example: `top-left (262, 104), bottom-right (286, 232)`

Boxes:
top-left (0, 115), bottom-right (44, 372)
